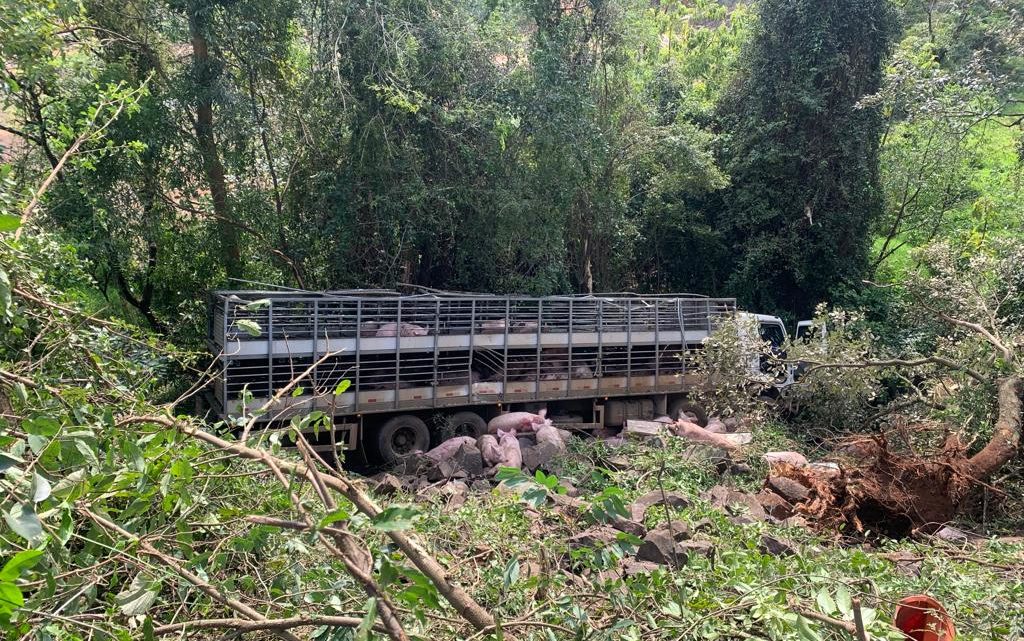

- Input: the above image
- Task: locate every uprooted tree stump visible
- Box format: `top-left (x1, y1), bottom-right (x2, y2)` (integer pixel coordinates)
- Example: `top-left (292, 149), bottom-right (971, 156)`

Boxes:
top-left (776, 376), bottom-right (1021, 537)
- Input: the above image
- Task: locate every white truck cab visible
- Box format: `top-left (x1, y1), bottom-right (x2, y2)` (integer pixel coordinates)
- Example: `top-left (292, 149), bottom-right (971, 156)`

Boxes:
top-left (736, 312), bottom-right (820, 388)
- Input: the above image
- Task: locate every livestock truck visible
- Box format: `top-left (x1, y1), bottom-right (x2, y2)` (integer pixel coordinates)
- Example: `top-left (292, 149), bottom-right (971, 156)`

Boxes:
top-left (205, 290), bottom-right (794, 463)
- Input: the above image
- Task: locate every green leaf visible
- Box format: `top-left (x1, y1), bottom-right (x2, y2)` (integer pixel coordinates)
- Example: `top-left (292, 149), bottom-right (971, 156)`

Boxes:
top-left (236, 319), bottom-right (262, 337)
top-left (115, 574), bottom-right (160, 616)
top-left (31, 473), bottom-right (51, 503)
top-left (834, 585), bottom-right (852, 614)
top-left (0, 268), bottom-right (11, 320)
top-left (319, 506), bottom-right (352, 528)
top-left (242, 298), bottom-right (271, 311)
top-left (355, 597), bottom-right (377, 641)
top-left (291, 386), bottom-right (304, 397)
top-left (815, 589), bottom-right (837, 616)
top-left (0, 550), bottom-right (44, 581)
top-left (4, 503), bottom-right (43, 541)
top-left (334, 379), bottom-right (351, 395)
top-left (0, 582), bottom-right (23, 610)
top-left (370, 505), bottom-right (419, 531)
top-left (0, 215), bottom-right (17, 232)
top-left (0, 452), bottom-right (24, 473)
top-left (502, 558), bottom-right (519, 590)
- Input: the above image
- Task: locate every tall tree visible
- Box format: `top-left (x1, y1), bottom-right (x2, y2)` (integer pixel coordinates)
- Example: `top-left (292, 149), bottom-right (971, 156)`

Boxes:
top-left (715, 0), bottom-right (898, 316)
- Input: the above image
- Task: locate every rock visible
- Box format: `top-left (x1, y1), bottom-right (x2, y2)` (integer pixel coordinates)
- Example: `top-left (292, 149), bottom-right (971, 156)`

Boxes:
top-left (637, 525), bottom-right (712, 567)
top-left (370, 473), bottom-right (403, 497)
top-left (560, 480), bottom-right (581, 497)
top-left (452, 443), bottom-right (484, 477)
top-left (884, 551), bottom-right (922, 577)
top-left (763, 451), bottom-right (808, 467)
top-left (756, 490), bottom-right (794, 520)
top-left (759, 534), bottom-right (798, 557)
top-left (444, 481), bottom-right (470, 509)
top-left (629, 490), bottom-right (693, 523)
top-left (702, 485), bottom-right (767, 521)
top-left (636, 526), bottom-right (686, 566)
top-left (718, 432), bottom-right (753, 446)
top-left (521, 440), bottom-right (561, 471)
top-left (517, 436), bottom-right (534, 450)
top-left (470, 479), bottom-right (493, 493)
top-left (567, 526), bottom-right (620, 551)
top-left (704, 417), bottom-right (727, 433)
top-left (933, 525), bottom-right (984, 544)
top-left (604, 456), bottom-right (631, 471)
top-left (728, 515), bottom-right (758, 526)
top-left (622, 559), bottom-right (663, 576)
top-left (610, 517), bottom-right (647, 538)
top-left (722, 417), bottom-right (741, 432)
top-left (691, 518), bottom-right (715, 533)
top-left (624, 420), bottom-right (665, 439)
top-left (807, 461), bottom-right (841, 479)
top-left (779, 516), bottom-right (808, 529)
top-left (767, 476), bottom-right (810, 503)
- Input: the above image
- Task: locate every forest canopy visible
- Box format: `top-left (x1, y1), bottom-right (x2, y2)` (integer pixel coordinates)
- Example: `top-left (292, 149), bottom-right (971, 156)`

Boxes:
top-left (5, 0), bottom-right (1018, 338)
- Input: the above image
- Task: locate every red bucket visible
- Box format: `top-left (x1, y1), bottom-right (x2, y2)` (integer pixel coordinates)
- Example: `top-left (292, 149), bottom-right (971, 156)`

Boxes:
top-left (893, 595), bottom-right (956, 641)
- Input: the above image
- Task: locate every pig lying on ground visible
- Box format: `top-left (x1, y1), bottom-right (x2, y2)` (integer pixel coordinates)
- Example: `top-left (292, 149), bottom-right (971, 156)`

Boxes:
top-left (424, 436), bottom-right (477, 462)
top-left (495, 428), bottom-right (522, 469)
top-left (375, 322), bottom-right (428, 337)
top-left (671, 419), bottom-right (739, 451)
top-left (477, 434), bottom-right (503, 467)
top-left (487, 408), bottom-right (550, 434)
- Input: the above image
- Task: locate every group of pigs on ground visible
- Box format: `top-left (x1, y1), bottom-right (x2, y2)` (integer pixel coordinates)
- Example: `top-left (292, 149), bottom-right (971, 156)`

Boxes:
top-left (421, 409), bottom-right (571, 474)
top-left (418, 409), bottom-right (740, 477)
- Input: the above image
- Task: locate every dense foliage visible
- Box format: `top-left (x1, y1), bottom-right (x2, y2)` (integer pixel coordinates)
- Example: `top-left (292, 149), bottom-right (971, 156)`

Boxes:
top-left (1, 0), bottom-right (1023, 639)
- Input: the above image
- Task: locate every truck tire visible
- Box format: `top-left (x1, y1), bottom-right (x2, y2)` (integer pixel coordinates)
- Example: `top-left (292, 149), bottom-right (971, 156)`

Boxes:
top-left (668, 398), bottom-right (707, 426)
top-left (446, 411), bottom-right (487, 439)
top-left (376, 415), bottom-right (430, 464)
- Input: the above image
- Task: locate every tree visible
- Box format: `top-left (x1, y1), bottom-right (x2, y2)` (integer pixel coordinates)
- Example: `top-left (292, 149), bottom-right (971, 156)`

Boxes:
top-left (715, 0), bottom-right (898, 317)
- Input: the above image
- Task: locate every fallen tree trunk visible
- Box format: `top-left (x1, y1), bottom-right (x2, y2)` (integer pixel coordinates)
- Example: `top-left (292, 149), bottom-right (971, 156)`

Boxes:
top-left (966, 376), bottom-right (1022, 481)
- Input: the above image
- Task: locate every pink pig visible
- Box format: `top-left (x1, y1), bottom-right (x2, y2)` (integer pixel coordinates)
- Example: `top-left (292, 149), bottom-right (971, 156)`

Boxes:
top-left (495, 428), bottom-right (523, 470)
top-left (423, 436), bottom-right (477, 462)
top-left (487, 408), bottom-right (549, 434)
top-left (375, 322), bottom-right (428, 337)
top-left (476, 434), bottom-right (503, 467)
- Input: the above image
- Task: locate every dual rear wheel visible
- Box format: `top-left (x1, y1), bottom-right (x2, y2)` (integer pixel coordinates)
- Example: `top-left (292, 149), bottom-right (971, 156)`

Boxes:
top-left (374, 410), bottom-right (487, 464)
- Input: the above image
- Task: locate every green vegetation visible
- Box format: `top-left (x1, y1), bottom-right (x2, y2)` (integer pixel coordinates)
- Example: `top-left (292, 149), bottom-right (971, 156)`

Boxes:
top-left (1, 0), bottom-right (1023, 639)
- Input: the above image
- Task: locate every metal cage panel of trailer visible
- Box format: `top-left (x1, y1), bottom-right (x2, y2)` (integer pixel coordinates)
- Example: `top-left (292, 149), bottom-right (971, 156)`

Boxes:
top-left (208, 291), bottom-right (736, 419)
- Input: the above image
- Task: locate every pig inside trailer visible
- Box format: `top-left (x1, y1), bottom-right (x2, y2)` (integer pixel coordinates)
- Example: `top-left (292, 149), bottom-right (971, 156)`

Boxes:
top-left (205, 291), bottom-right (790, 463)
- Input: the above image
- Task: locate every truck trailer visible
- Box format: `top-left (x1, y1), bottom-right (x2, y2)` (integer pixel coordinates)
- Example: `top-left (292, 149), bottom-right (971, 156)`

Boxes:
top-left (206, 290), bottom-right (790, 462)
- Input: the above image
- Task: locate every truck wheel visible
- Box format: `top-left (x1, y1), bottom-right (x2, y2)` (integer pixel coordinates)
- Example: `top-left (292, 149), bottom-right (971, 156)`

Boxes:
top-left (446, 411), bottom-right (487, 439)
top-left (376, 415), bottom-right (430, 464)
top-left (668, 398), bottom-right (707, 426)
